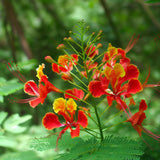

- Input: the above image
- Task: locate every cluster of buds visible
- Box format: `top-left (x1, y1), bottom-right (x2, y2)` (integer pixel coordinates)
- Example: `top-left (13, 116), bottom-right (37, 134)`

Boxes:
top-left (7, 24), bottom-right (160, 148)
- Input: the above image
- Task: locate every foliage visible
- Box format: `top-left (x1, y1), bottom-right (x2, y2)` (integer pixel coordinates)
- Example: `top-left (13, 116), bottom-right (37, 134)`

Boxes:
top-left (0, 111), bottom-right (32, 148)
top-left (31, 133), bottom-right (144, 160)
top-left (0, 0), bottom-right (160, 159)
top-left (0, 78), bottom-right (23, 103)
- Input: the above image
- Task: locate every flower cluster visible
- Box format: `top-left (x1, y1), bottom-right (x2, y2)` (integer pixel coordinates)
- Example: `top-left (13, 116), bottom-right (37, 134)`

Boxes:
top-left (9, 24), bottom-right (160, 148)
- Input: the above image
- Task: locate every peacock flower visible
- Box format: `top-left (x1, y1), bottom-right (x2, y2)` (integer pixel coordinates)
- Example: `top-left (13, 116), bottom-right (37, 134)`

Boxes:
top-left (88, 62), bottom-right (143, 112)
top-left (81, 60), bottom-right (99, 79)
top-left (42, 98), bottom-right (88, 147)
top-left (127, 99), bottom-right (160, 141)
top-left (22, 64), bottom-right (61, 108)
top-left (85, 44), bottom-right (99, 58)
top-left (64, 88), bottom-right (84, 101)
top-left (102, 44), bottom-right (126, 69)
top-left (52, 54), bottom-right (78, 81)
top-left (36, 63), bottom-right (45, 79)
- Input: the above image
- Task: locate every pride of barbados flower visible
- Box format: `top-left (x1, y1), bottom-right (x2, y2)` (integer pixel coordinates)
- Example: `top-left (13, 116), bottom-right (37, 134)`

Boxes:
top-left (42, 98), bottom-right (88, 145)
top-left (7, 23), bottom-right (160, 150)
top-left (127, 99), bottom-right (160, 141)
top-left (23, 64), bottom-right (61, 108)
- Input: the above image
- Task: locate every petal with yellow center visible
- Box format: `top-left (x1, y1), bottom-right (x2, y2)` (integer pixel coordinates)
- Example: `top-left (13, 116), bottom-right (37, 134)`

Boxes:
top-left (66, 98), bottom-right (77, 113)
top-left (53, 98), bottom-right (66, 113)
top-left (36, 63), bottom-right (45, 79)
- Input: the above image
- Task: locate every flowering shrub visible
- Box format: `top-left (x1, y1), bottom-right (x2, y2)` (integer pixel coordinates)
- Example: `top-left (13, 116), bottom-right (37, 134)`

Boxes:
top-left (7, 22), bottom-right (160, 159)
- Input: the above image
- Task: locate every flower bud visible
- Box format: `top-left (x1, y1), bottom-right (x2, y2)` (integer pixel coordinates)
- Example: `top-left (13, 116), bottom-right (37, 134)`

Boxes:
top-left (97, 43), bottom-right (102, 48)
top-left (45, 56), bottom-right (54, 63)
top-left (68, 37), bottom-right (74, 42)
top-left (57, 44), bottom-right (66, 50)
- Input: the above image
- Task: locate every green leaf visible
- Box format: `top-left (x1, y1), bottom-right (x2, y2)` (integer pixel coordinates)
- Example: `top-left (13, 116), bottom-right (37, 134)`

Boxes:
top-left (0, 111), bottom-right (8, 125)
top-left (0, 151), bottom-right (42, 160)
top-left (3, 114), bottom-right (32, 134)
top-left (0, 95), bottom-right (4, 103)
top-left (146, 0), bottom-right (160, 3)
top-left (0, 78), bottom-right (24, 96)
top-left (0, 136), bottom-right (18, 148)
top-left (17, 59), bottom-right (38, 71)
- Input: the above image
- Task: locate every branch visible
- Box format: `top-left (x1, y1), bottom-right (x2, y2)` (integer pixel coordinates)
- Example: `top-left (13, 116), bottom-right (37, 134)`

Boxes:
top-left (99, 0), bottom-right (122, 46)
top-left (135, 0), bottom-right (160, 30)
top-left (2, 0), bottom-right (33, 59)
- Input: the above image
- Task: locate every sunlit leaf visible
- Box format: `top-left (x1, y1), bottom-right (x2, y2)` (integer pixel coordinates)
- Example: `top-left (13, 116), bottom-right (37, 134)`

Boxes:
top-left (0, 151), bottom-right (42, 160)
top-left (0, 111), bottom-right (8, 125)
top-left (0, 78), bottom-right (23, 96)
top-left (0, 136), bottom-right (17, 148)
top-left (3, 114), bottom-right (32, 134)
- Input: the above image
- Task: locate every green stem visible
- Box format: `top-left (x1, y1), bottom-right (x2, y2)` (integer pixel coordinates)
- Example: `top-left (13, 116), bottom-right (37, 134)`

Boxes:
top-left (102, 120), bottom-right (126, 132)
top-left (92, 97), bottom-right (104, 142)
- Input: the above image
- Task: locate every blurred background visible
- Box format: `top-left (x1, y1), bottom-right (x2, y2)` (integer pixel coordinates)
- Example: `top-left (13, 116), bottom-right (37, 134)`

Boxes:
top-left (0, 0), bottom-right (160, 159)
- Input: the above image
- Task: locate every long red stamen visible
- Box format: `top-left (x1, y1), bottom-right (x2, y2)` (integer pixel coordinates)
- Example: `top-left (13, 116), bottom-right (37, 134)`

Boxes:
top-left (125, 34), bottom-right (140, 53)
top-left (5, 62), bottom-right (26, 83)
top-left (9, 97), bottom-right (38, 104)
top-left (142, 127), bottom-right (160, 140)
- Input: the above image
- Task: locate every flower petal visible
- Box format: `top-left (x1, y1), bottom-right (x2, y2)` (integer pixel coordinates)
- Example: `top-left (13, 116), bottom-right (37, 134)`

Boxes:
top-left (107, 95), bottom-right (114, 106)
top-left (139, 99), bottom-right (148, 112)
top-left (88, 80), bottom-right (106, 97)
top-left (66, 98), bottom-right (77, 113)
top-left (127, 79), bottom-right (143, 94)
top-left (36, 63), bottom-right (45, 79)
top-left (70, 125), bottom-right (80, 138)
top-left (65, 88), bottom-right (84, 100)
top-left (42, 112), bottom-right (63, 130)
top-left (52, 63), bottom-right (60, 73)
top-left (121, 65), bottom-right (139, 82)
top-left (24, 81), bottom-right (39, 96)
top-left (53, 98), bottom-right (66, 113)
top-left (29, 97), bottom-right (42, 108)
top-left (77, 110), bottom-right (88, 128)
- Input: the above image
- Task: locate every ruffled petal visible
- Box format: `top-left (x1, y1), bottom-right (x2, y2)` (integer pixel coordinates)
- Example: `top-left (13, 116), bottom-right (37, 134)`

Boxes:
top-left (65, 88), bottom-right (84, 100)
top-left (42, 112), bottom-right (63, 130)
top-left (121, 65), bottom-right (139, 82)
top-left (40, 75), bottom-right (61, 93)
top-left (52, 63), bottom-right (60, 73)
top-left (107, 95), bottom-right (114, 106)
top-left (53, 98), bottom-right (66, 113)
top-left (88, 80), bottom-right (106, 97)
top-left (139, 99), bottom-right (148, 112)
top-left (137, 112), bottom-right (146, 126)
top-left (29, 97), bottom-right (42, 108)
top-left (66, 98), bottom-right (77, 113)
top-left (127, 79), bottom-right (143, 94)
top-left (24, 81), bottom-right (39, 96)
top-left (77, 110), bottom-right (88, 128)
top-left (70, 125), bottom-right (80, 138)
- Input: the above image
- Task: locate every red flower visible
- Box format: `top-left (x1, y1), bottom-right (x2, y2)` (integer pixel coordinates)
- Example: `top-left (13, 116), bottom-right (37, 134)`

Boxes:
top-left (86, 44), bottom-right (99, 58)
top-left (52, 54), bottom-right (78, 73)
top-left (127, 99), bottom-right (147, 136)
top-left (89, 62), bottom-right (142, 109)
top-left (24, 75), bottom-right (61, 108)
top-left (42, 98), bottom-right (88, 147)
top-left (127, 100), bottom-right (160, 141)
top-left (81, 60), bottom-right (99, 79)
top-left (64, 88), bottom-right (84, 100)
top-left (52, 54), bottom-right (78, 81)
